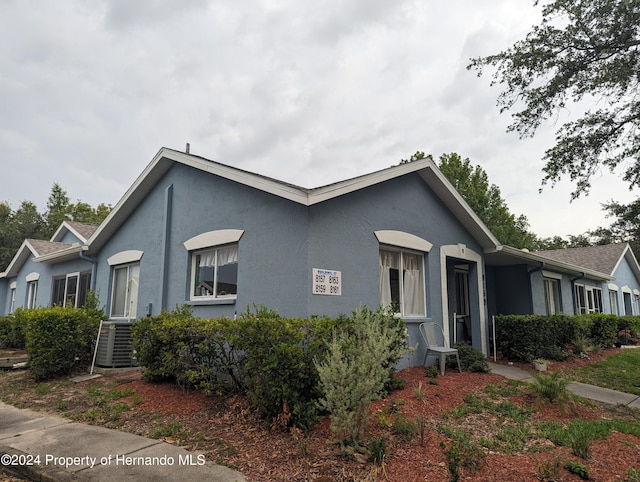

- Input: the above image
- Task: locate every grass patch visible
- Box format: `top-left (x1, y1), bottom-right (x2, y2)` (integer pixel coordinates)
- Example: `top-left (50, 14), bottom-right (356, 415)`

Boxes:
top-left (537, 418), bottom-right (640, 459)
top-left (564, 349), bottom-right (640, 396)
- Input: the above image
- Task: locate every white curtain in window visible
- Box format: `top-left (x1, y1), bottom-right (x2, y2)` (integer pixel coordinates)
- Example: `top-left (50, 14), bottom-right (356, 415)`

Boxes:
top-left (403, 253), bottom-right (423, 315)
top-left (379, 250), bottom-right (396, 308)
top-left (199, 245), bottom-right (238, 268)
top-left (199, 251), bottom-right (216, 268)
top-left (217, 245), bottom-right (238, 266)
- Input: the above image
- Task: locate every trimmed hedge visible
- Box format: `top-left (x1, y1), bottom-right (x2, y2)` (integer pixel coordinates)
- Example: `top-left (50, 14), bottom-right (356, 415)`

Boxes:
top-left (131, 305), bottom-right (242, 394)
top-left (495, 313), bottom-right (640, 362)
top-left (0, 315), bottom-right (25, 349)
top-left (131, 305), bottom-right (409, 429)
top-left (18, 306), bottom-right (102, 380)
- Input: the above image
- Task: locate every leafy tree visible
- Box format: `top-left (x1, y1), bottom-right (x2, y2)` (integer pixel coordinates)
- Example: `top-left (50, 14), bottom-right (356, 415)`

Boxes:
top-left (589, 197), bottom-right (640, 256)
top-left (437, 153), bottom-right (537, 248)
top-left (0, 184), bottom-right (111, 271)
top-left (0, 201), bottom-right (19, 270)
top-left (13, 201), bottom-right (47, 242)
top-left (468, 0), bottom-right (640, 199)
top-left (45, 182), bottom-right (70, 233)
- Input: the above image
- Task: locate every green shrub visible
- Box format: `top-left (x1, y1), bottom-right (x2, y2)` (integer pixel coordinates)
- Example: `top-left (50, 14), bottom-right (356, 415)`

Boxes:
top-left (22, 306), bottom-right (102, 380)
top-left (369, 436), bottom-right (387, 465)
top-left (451, 342), bottom-right (490, 372)
top-left (587, 314), bottom-right (619, 348)
top-left (496, 314), bottom-right (628, 362)
top-left (131, 305), bottom-right (197, 381)
top-left (0, 314), bottom-right (26, 349)
top-left (233, 305), bottom-right (344, 429)
top-left (529, 371), bottom-right (571, 403)
top-left (131, 306), bottom-right (242, 393)
top-left (315, 306), bottom-right (409, 445)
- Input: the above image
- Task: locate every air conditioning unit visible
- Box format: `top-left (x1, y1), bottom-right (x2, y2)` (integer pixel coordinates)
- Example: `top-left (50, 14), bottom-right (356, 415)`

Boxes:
top-left (95, 322), bottom-right (137, 368)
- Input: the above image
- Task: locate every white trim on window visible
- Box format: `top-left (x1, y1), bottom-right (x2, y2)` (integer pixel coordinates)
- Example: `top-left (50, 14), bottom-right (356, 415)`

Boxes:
top-left (9, 281), bottom-right (16, 289)
top-left (107, 250), bottom-right (144, 266)
top-left (541, 270), bottom-right (562, 280)
top-left (25, 272), bottom-right (40, 282)
top-left (374, 230), bottom-right (432, 253)
top-left (189, 244), bottom-right (239, 302)
top-left (379, 246), bottom-right (426, 317)
top-left (184, 230), bottom-right (244, 251)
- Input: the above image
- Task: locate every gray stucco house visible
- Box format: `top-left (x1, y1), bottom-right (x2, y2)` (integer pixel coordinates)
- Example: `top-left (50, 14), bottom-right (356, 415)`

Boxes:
top-left (1, 147), bottom-right (639, 367)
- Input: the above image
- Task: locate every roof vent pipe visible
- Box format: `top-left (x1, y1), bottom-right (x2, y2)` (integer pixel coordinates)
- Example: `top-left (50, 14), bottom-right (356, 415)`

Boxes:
top-left (185, 143), bottom-right (190, 154)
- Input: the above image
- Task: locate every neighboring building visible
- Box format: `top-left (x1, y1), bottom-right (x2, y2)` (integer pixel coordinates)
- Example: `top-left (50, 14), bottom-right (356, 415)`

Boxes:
top-left (534, 243), bottom-right (640, 316)
top-left (1, 221), bottom-right (98, 315)
top-left (1, 147), bottom-right (639, 368)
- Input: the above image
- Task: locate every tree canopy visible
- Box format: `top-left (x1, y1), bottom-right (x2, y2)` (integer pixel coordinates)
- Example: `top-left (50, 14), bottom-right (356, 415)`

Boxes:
top-left (401, 151), bottom-right (538, 249)
top-left (0, 184), bottom-right (111, 271)
top-left (468, 0), bottom-right (640, 199)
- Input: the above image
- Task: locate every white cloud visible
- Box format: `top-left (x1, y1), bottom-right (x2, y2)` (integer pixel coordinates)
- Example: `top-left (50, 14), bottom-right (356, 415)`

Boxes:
top-left (0, 0), bottom-right (636, 239)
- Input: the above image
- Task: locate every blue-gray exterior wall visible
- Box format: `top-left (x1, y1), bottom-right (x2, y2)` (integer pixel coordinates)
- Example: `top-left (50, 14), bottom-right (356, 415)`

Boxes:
top-left (93, 164), bottom-right (309, 320)
top-left (6, 257), bottom-right (93, 312)
top-left (609, 256), bottom-right (640, 315)
top-left (88, 167), bottom-right (487, 369)
top-left (307, 174), bottom-right (487, 367)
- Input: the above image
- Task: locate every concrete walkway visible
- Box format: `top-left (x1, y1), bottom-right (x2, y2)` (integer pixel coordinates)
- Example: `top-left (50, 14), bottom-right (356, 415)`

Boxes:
top-left (0, 401), bottom-right (246, 482)
top-left (487, 362), bottom-right (640, 408)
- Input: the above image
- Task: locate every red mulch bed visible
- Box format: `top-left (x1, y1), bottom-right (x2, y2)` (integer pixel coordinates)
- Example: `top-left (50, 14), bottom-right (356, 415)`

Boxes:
top-left (105, 347), bottom-right (640, 481)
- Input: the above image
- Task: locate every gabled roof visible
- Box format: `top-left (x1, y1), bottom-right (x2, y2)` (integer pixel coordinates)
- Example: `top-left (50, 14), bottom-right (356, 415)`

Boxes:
top-left (1, 239), bottom-right (75, 278)
top-left (51, 221), bottom-right (99, 243)
top-left (87, 147), bottom-right (501, 252)
top-left (535, 243), bottom-right (640, 281)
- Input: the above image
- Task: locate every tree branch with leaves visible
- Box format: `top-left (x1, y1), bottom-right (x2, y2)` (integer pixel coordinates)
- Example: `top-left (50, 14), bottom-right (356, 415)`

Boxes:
top-left (468, 0), bottom-right (640, 199)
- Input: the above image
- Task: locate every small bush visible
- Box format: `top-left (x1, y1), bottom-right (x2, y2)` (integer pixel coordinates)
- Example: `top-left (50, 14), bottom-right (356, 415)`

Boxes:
top-left (315, 306), bottom-right (410, 445)
top-left (565, 460), bottom-right (590, 479)
top-left (369, 436), bottom-right (386, 465)
top-left (0, 315), bottom-right (26, 349)
top-left (529, 371), bottom-right (571, 403)
top-left (234, 306), bottom-right (344, 429)
top-left (451, 342), bottom-right (490, 372)
top-left (21, 306), bottom-right (102, 380)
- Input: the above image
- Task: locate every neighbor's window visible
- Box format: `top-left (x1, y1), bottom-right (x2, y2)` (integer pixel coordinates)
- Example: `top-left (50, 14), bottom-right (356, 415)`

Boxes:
top-left (110, 263), bottom-right (140, 319)
top-left (544, 278), bottom-right (560, 315)
top-left (575, 284), bottom-right (603, 314)
top-left (26, 281), bottom-right (38, 309)
top-left (379, 247), bottom-right (425, 316)
top-left (52, 272), bottom-right (91, 308)
top-left (609, 290), bottom-right (618, 315)
top-left (9, 287), bottom-right (16, 314)
top-left (191, 244), bottom-right (238, 300)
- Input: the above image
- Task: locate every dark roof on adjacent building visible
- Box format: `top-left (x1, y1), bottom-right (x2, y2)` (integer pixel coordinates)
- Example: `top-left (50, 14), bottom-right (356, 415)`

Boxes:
top-left (26, 239), bottom-right (73, 257)
top-left (534, 243), bottom-right (629, 276)
top-left (65, 221), bottom-right (99, 241)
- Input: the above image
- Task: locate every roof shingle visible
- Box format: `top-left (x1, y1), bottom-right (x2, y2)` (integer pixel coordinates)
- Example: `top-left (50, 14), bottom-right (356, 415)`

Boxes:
top-left (534, 243), bottom-right (628, 276)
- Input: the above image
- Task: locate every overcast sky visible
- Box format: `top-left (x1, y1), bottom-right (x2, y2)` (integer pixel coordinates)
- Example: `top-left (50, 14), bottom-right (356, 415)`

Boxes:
top-left (1, 0), bottom-right (636, 240)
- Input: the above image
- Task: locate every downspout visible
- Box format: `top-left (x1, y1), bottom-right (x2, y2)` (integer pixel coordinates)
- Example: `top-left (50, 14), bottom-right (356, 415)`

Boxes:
top-left (570, 272), bottom-right (586, 314)
top-left (158, 184), bottom-right (173, 313)
top-left (527, 262), bottom-right (544, 314)
top-left (79, 250), bottom-right (98, 292)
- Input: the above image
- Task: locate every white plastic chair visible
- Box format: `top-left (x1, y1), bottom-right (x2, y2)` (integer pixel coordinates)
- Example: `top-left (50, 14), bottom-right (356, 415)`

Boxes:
top-left (419, 322), bottom-right (461, 375)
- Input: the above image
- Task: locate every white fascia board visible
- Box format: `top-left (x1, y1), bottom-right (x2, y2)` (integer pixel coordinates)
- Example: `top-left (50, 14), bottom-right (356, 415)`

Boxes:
top-left (3, 241), bottom-right (38, 278)
top-left (307, 160), bottom-right (431, 205)
top-left (51, 221), bottom-right (89, 244)
top-left (491, 245), bottom-right (613, 280)
top-left (32, 245), bottom-right (86, 263)
top-left (622, 245), bottom-right (640, 281)
top-left (169, 150), bottom-right (310, 205)
top-left (86, 150), bottom-right (174, 248)
top-left (419, 163), bottom-right (501, 249)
